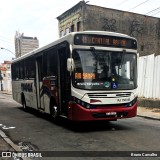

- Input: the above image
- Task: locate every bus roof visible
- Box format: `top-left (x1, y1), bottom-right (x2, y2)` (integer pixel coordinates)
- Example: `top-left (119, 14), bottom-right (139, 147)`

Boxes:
top-left (12, 31), bottom-right (136, 63)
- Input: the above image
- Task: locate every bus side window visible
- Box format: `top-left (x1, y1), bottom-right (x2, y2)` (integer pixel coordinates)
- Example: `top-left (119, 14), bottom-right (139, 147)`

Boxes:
top-left (23, 57), bottom-right (36, 79)
top-left (19, 61), bottom-right (24, 79)
top-left (15, 63), bottom-right (20, 80)
top-left (47, 49), bottom-right (58, 76)
top-left (37, 56), bottom-right (43, 81)
top-left (43, 53), bottom-right (47, 78)
top-left (12, 64), bottom-right (16, 80)
top-left (29, 57), bottom-right (35, 78)
top-left (24, 60), bottom-right (28, 79)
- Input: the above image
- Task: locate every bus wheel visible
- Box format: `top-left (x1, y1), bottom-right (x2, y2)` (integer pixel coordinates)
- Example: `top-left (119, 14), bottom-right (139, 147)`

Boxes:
top-left (50, 105), bottom-right (59, 122)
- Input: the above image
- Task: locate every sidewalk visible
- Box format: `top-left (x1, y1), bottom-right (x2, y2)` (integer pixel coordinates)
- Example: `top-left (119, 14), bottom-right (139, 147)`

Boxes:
top-left (0, 90), bottom-right (12, 95)
top-left (137, 106), bottom-right (160, 120)
top-left (138, 97), bottom-right (160, 120)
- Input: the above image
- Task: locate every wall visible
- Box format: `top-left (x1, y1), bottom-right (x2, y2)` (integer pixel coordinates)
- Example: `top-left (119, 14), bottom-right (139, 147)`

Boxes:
top-left (83, 4), bottom-right (160, 56)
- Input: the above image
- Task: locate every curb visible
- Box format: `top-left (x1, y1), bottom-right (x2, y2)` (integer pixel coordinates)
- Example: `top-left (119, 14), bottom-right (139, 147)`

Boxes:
top-left (137, 115), bottom-right (160, 121)
top-left (0, 130), bottom-right (32, 160)
top-left (137, 107), bottom-right (160, 121)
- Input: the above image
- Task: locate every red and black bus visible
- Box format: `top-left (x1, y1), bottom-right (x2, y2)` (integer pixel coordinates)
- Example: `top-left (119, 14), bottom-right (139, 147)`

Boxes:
top-left (12, 31), bottom-right (138, 121)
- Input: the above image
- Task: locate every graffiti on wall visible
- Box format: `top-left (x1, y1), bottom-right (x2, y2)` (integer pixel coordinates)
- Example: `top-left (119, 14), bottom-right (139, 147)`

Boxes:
top-left (102, 18), bottom-right (117, 32)
top-left (100, 16), bottom-right (160, 55)
top-left (149, 23), bottom-right (160, 38)
top-left (101, 17), bottom-right (160, 38)
top-left (129, 20), bottom-right (144, 37)
top-left (145, 42), bottom-right (154, 52)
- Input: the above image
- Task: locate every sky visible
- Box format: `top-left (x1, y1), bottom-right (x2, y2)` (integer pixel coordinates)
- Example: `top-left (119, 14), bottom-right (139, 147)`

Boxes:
top-left (0, 0), bottom-right (160, 63)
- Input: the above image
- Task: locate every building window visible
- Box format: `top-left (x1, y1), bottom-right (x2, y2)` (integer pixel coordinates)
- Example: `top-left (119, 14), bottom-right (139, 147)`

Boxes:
top-left (71, 24), bottom-right (74, 32)
top-left (77, 21), bottom-right (81, 31)
top-left (65, 27), bottom-right (70, 35)
top-left (141, 45), bottom-right (144, 51)
top-left (60, 30), bottom-right (64, 37)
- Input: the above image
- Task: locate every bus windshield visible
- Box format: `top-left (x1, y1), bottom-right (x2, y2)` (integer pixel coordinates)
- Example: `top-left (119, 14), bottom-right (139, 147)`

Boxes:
top-left (72, 49), bottom-right (137, 90)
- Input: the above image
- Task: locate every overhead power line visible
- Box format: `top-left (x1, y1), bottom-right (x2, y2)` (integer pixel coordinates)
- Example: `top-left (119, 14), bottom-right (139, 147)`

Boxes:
top-left (151, 10), bottom-right (160, 16)
top-left (114, 0), bottom-right (128, 7)
top-left (0, 38), bottom-right (13, 44)
top-left (146, 6), bottom-right (160, 15)
top-left (0, 35), bottom-right (13, 41)
top-left (128, 0), bottom-right (150, 11)
top-left (0, 38), bottom-right (14, 48)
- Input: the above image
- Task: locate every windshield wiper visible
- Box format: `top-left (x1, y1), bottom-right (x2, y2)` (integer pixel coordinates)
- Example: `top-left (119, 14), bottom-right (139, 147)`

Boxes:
top-left (120, 49), bottom-right (126, 69)
top-left (90, 47), bottom-right (96, 57)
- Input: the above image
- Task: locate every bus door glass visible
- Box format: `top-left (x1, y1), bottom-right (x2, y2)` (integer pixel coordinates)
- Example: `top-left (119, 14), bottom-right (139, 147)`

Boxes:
top-left (58, 46), bottom-right (71, 116)
top-left (36, 55), bottom-right (45, 110)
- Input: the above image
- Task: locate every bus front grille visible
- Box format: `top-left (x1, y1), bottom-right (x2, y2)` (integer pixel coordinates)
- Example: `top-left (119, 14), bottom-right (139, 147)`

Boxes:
top-left (87, 92), bottom-right (131, 98)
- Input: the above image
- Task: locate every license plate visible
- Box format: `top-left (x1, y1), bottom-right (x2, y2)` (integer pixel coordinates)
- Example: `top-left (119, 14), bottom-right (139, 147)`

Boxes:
top-left (106, 112), bottom-right (117, 116)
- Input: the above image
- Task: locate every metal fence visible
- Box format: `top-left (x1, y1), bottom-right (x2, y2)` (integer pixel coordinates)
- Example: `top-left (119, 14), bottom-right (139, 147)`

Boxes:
top-left (138, 54), bottom-right (160, 99)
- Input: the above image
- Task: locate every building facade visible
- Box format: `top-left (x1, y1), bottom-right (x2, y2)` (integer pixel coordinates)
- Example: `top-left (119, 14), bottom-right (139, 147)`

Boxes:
top-left (15, 31), bottom-right (39, 58)
top-left (57, 1), bottom-right (160, 56)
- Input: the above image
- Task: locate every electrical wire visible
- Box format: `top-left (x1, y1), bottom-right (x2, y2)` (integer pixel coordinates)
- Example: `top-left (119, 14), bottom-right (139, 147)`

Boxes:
top-left (128, 0), bottom-right (150, 11)
top-left (151, 10), bottom-right (160, 16)
top-left (146, 6), bottom-right (160, 15)
top-left (113, 0), bottom-right (128, 7)
top-left (0, 38), bottom-right (13, 44)
top-left (0, 35), bottom-right (13, 41)
top-left (0, 39), bottom-right (14, 48)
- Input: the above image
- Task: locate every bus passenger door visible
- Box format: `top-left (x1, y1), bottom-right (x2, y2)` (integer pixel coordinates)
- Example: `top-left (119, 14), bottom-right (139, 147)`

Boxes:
top-left (35, 55), bottom-right (45, 110)
top-left (58, 46), bottom-right (71, 116)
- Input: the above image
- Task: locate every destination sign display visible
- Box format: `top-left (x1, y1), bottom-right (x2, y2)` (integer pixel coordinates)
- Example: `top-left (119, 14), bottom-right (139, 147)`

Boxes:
top-left (74, 34), bottom-right (137, 49)
top-left (75, 72), bottom-right (96, 79)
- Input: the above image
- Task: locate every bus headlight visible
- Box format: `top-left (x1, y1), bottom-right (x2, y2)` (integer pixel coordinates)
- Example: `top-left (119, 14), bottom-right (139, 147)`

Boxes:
top-left (126, 97), bottom-right (137, 107)
top-left (86, 104), bottom-right (91, 109)
top-left (73, 97), bottom-right (93, 109)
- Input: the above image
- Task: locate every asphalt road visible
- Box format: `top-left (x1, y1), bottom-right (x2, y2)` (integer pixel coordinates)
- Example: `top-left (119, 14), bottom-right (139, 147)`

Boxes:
top-left (0, 93), bottom-right (160, 160)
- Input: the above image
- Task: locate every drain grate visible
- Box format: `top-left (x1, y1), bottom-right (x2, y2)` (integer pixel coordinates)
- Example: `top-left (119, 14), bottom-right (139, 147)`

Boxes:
top-left (18, 142), bottom-right (38, 151)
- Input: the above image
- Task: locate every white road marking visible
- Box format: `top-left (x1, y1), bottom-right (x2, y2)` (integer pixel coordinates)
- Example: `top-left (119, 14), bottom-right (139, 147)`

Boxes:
top-left (0, 124), bottom-right (16, 130)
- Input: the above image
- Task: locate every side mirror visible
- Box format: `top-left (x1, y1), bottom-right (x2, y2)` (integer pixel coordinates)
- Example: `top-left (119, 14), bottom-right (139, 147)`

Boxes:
top-left (67, 58), bottom-right (74, 72)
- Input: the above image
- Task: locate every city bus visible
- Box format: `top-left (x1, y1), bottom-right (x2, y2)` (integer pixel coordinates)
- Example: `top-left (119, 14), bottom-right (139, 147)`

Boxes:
top-left (11, 31), bottom-right (138, 122)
